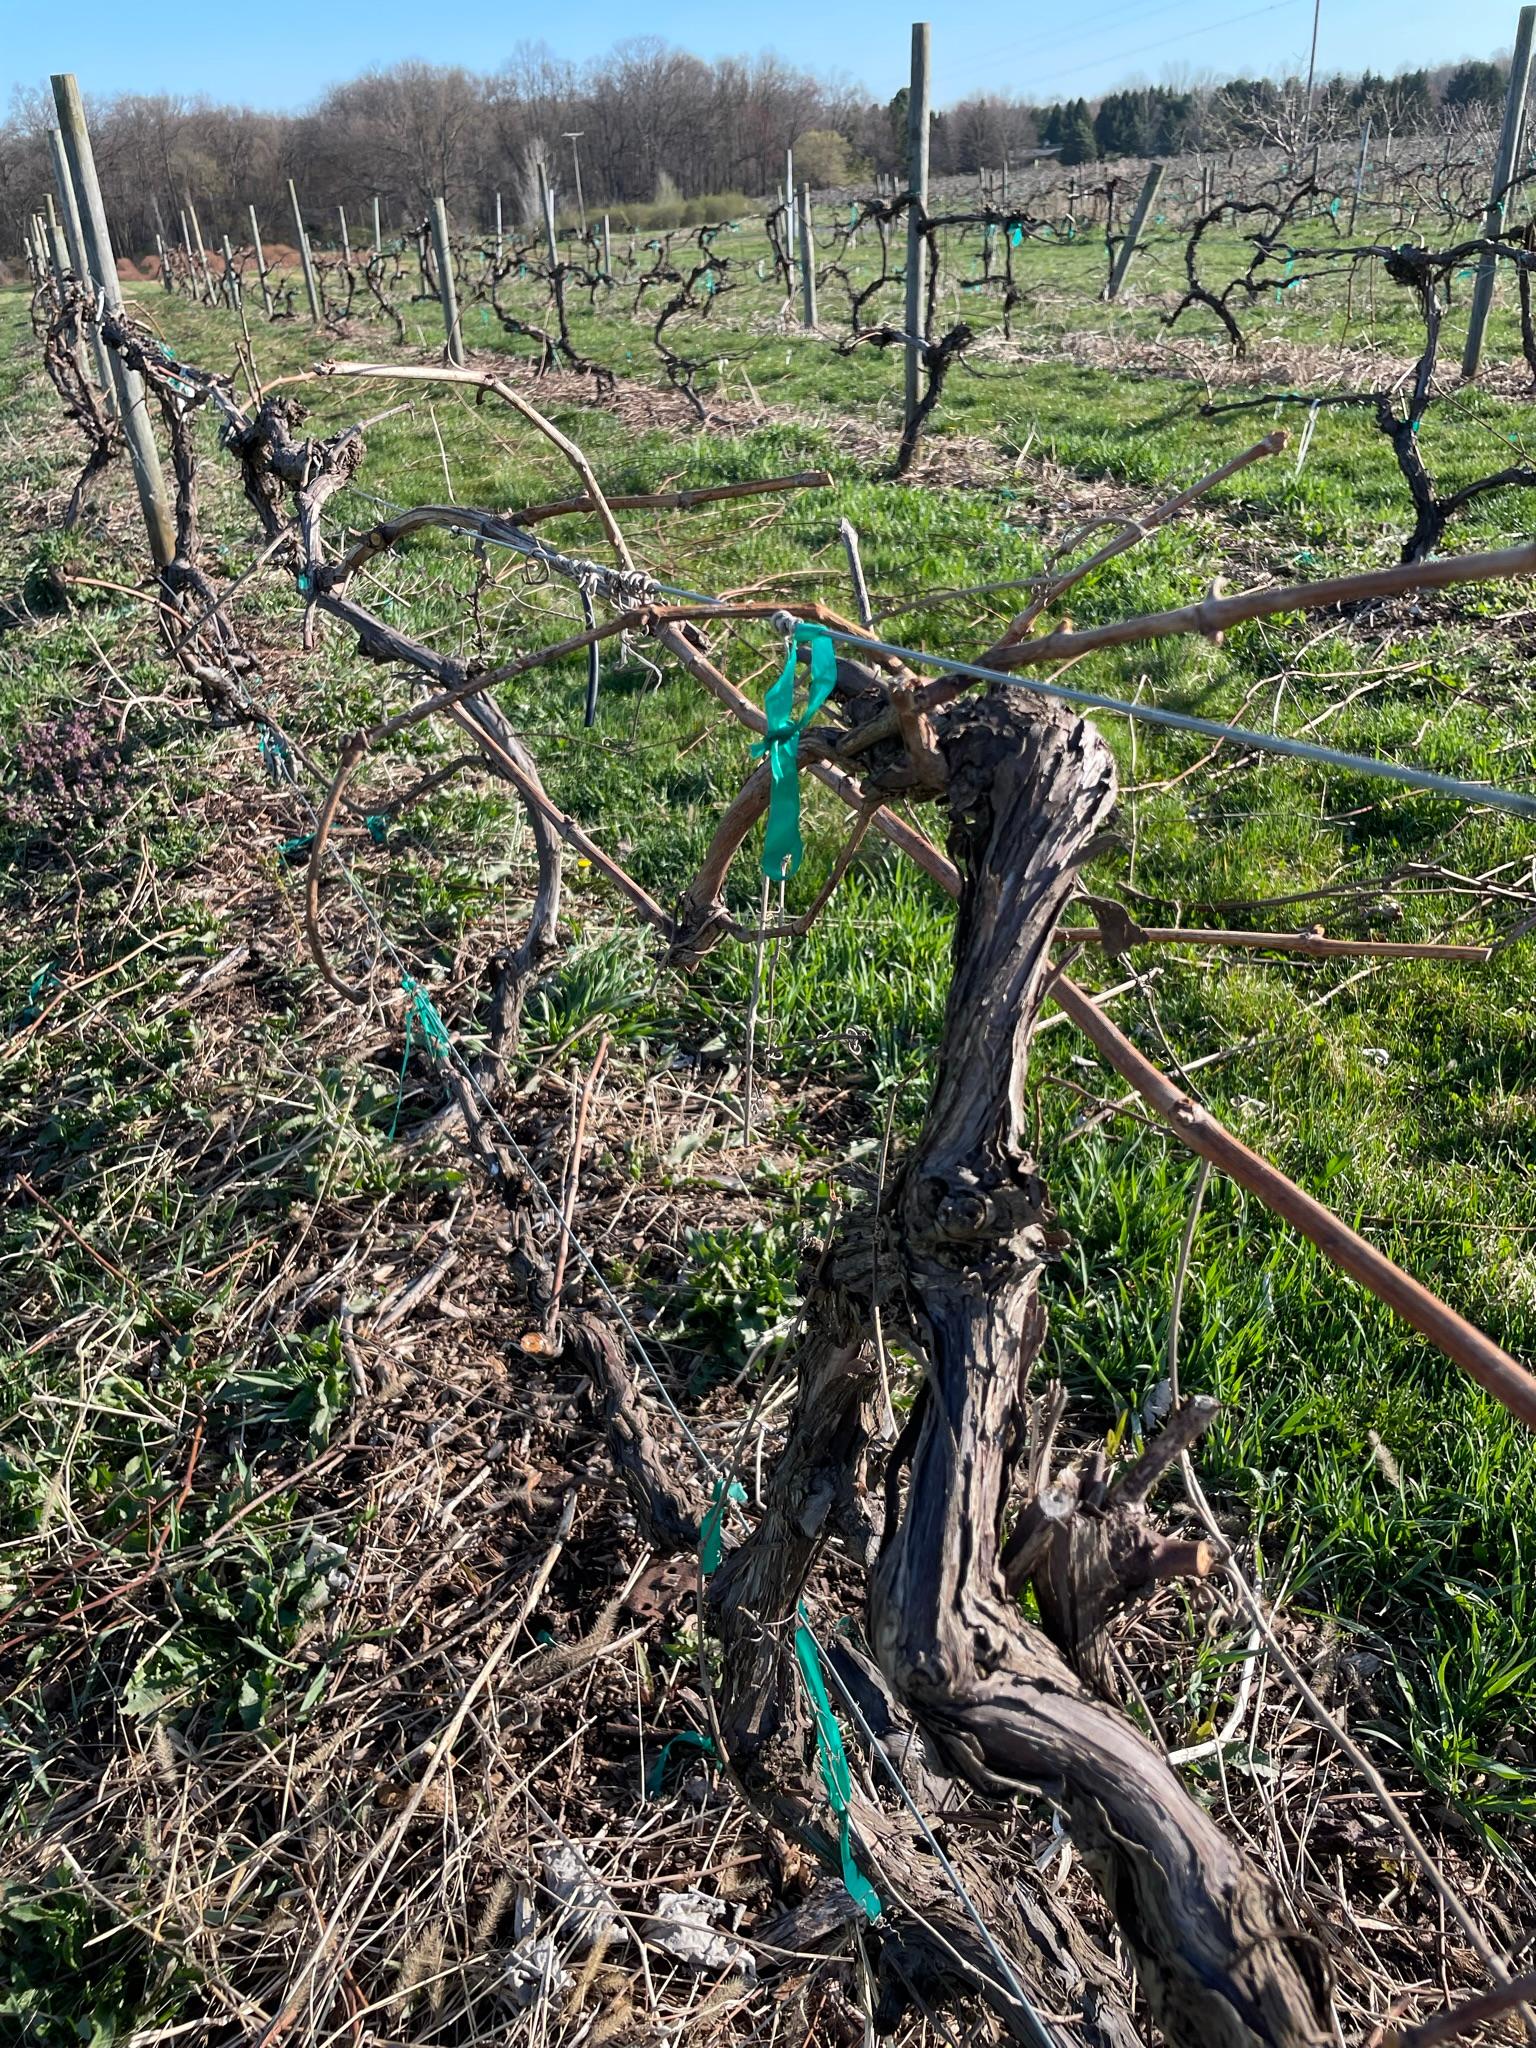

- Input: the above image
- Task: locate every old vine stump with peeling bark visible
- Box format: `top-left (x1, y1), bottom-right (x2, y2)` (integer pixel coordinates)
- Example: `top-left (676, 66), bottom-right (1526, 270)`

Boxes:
top-left (713, 688), bottom-right (1333, 2048)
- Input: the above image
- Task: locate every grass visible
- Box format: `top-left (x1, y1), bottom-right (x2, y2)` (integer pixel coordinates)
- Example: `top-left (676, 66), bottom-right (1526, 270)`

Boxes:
top-left (3, 193), bottom-right (1536, 2035)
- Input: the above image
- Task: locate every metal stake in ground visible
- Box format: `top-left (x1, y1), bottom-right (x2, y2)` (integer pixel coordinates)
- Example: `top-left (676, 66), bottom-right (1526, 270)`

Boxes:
top-left (288, 177), bottom-right (323, 326)
top-left (429, 197), bottom-right (466, 367)
top-left (49, 74), bottom-right (175, 569)
top-left (904, 22), bottom-right (931, 439)
top-left (797, 183), bottom-right (817, 329)
top-left (1106, 160), bottom-right (1165, 300)
top-left (1463, 4), bottom-right (1536, 376)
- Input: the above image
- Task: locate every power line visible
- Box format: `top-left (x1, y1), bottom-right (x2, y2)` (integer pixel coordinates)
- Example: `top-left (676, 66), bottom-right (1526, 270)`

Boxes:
top-left (1029, 0), bottom-right (1306, 93)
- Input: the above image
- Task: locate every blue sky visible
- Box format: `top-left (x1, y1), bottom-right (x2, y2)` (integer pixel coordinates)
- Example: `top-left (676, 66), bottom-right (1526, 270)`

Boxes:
top-left (7, 0), bottom-right (1525, 112)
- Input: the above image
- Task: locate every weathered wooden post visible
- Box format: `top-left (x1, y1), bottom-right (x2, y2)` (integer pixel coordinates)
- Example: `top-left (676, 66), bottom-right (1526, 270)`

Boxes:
top-left (50, 73), bottom-right (175, 569)
top-left (151, 196), bottom-right (175, 291)
top-left (186, 197), bottom-right (216, 301)
top-left (288, 177), bottom-right (323, 326)
top-left (46, 123), bottom-right (114, 404)
top-left (1347, 118), bottom-right (1372, 234)
top-left (337, 204), bottom-right (351, 266)
top-left (42, 195), bottom-right (69, 287)
top-left (601, 211), bottom-right (612, 278)
top-left (796, 183), bottom-right (817, 327)
top-left (372, 195), bottom-right (382, 258)
top-left (493, 190), bottom-right (502, 261)
top-left (429, 195), bottom-right (466, 366)
top-left (1106, 159), bottom-right (1165, 299)
top-left (1463, 4), bottom-right (1536, 376)
top-left (248, 205), bottom-right (274, 318)
top-left (220, 233), bottom-right (241, 311)
top-left (539, 164), bottom-right (560, 273)
top-left (177, 207), bottom-right (195, 295)
top-left (904, 21), bottom-right (932, 443)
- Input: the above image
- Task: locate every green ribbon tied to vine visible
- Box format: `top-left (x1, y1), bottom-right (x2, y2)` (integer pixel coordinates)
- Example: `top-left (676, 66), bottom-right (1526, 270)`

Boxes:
top-left (792, 1610), bottom-right (882, 1921)
top-left (751, 622), bottom-right (838, 879)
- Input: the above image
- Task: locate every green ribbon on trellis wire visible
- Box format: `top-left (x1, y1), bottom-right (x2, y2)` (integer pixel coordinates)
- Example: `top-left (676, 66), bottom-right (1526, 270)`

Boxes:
top-left (792, 1611), bottom-right (882, 1921)
top-left (389, 975), bottom-right (453, 1138)
top-left (751, 622), bottom-right (838, 879)
top-left (700, 1474), bottom-right (746, 1573)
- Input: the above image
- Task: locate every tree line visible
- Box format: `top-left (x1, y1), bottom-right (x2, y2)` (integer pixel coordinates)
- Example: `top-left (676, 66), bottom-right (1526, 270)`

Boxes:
top-left (1039, 58), bottom-right (1511, 165)
top-left (0, 39), bottom-right (1518, 267)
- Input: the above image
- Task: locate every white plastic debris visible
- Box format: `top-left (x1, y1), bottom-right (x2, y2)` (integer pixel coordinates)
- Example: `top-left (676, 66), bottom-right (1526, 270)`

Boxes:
top-left (645, 1889), bottom-right (756, 1980)
top-left (541, 1842), bottom-right (618, 1951)
top-left (502, 1934), bottom-right (573, 2007)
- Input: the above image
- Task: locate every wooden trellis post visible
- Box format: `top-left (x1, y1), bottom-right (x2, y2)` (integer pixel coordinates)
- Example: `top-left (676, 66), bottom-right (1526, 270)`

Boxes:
top-left (1463, 3), bottom-right (1536, 376)
top-left (248, 206), bottom-right (274, 318)
top-left (186, 196), bottom-right (215, 301)
top-left (46, 123), bottom-right (115, 402)
top-left (430, 196), bottom-right (466, 367)
top-left (904, 21), bottom-right (931, 441)
top-left (288, 177), bottom-right (322, 326)
top-left (797, 183), bottom-right (817, 328)
top-left (1348, 118), bottom-right (1371, 234)
top-left (1106, 160), bottom-right (1165, 300)
top-left (49, 73), bottom-right (175, 568)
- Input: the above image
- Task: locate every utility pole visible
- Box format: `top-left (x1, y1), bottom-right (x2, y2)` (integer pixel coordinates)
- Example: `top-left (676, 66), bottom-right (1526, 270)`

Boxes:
top-left (562, 133), bottom-right (587, 232)
top-left (904, 22), bottom-right (932, 440)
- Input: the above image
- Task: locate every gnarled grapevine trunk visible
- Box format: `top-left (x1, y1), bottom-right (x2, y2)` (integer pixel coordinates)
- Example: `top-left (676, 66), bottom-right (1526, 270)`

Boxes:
top-left (716, 688), bottom-right (1332, 2048)
top-left (869, 690), bottom-right (1332, 2047)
